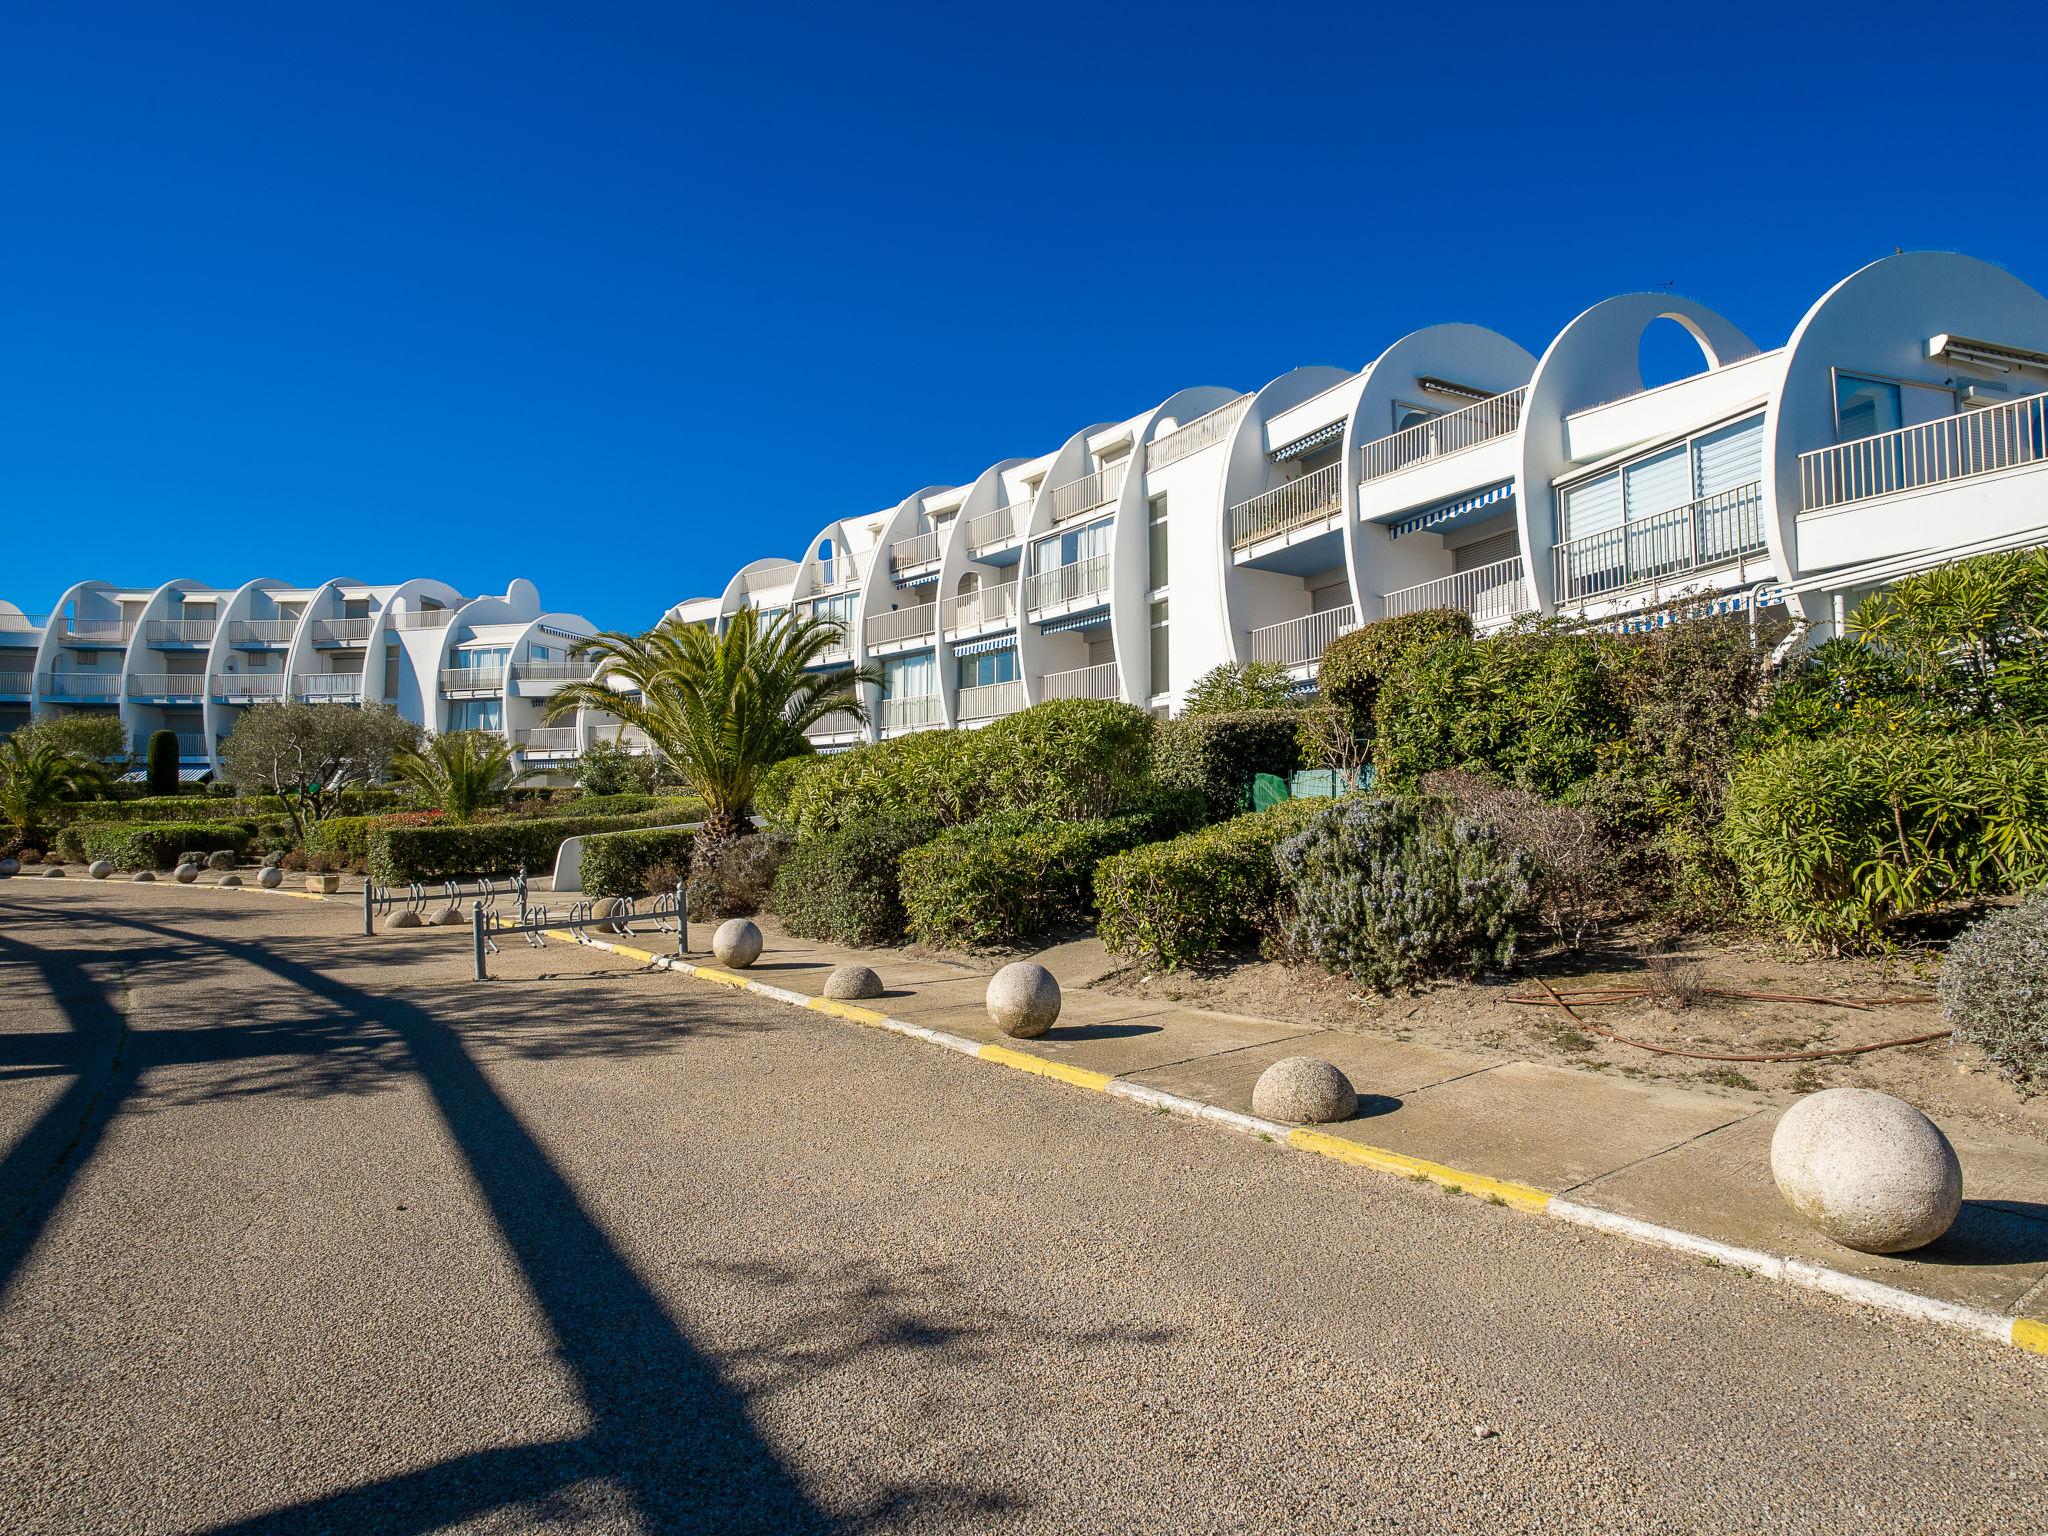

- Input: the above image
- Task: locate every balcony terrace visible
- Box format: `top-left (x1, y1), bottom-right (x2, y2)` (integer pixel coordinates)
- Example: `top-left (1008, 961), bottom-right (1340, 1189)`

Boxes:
top-left (1383, 556), bottom-right (1527, 627)
top-left (1040, 661), bottom-right (1118, 701)
top-left (881, 694), bottom-right (943, 733)
top-left (1147, 395), bottom-right (1250, 471)
top-left (1027, 553), bottom-right (1111, 615)
top-left (1046, 462), bottom-right (1128, 526)
top-left (1799, 391), bottom-right (2048, 511)
top-left (296, 673), bottom-right (364, 701)
top-left (211, 674), bottom-right (289, 702)
top-left (439, 666), bottom-right (505, 695)
top-left (1247, 606), bottom-right (1358, 672)
top-left (145, 619), bottom-right (217, 646)
top-left (964, 504), bottom-right (1028, 559)
top-left (36, 672), bottom-right (121, 700)
top-left (1358, 386), bottom-right (1525, 483)
top-left (1229, 462), bottom-right (1343, 552)
top-left (127, 674), bottom-right (208, 703)
top-left (1552, 484), bottom-right (1767, 607)
top-left (956, 679), bottom-right (1025, 722)
top-left (229, 619), bottom-right (301, 646)
top-left (864, 605), bottom-right (938, 652)
top-left (950, 585), bottom-right (1019, 636)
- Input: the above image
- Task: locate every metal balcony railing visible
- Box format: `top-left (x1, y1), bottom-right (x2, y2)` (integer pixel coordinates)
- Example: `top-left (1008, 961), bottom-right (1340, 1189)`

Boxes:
top-left (950, 584), bottom-right (1019, 634)
top-left (1040, 662), bottom-right (1119, 701)
top-left (965, 503), bottom-right (1028, 552)
top-left (0, 671), bottom-right (33, 695)
top-left (1383, 556), bottom-right (1528, 626)
top-left (890, 530), bottom-right (941, 571)
top-left (805, 710), bottom-right (864, 739)
top-left (815, 555), bottom-right (861, 591)
top-left (1147, 395), bottom-right (1251, 471)
top-left (146, 618), bottom-right (217, 645)
top-left (60, 618), bottom-right (136, 643)
top-left (1552, 483), bottom-right (1767, 607)
top-left (1229, 461), bottom-right (1344, 549)
top-left (310, 617), bottom-right (374, 644)
top-left (439, 667), bottom-right (505, 693)
top-left (173, 733), bottom-right (211, 758)
top-left (127, 673), bottom-right (208, 699)
top-left (390, 609), bottom-right (457, 630)
top-left (1247, 606), bottom-right (1360, 670)
top-left (297, 673), bottom-right (364, 699)
top-left (1358, 386), bottom-right (1526, 483)
top-left (0, 613), bottom-right (48, 634)
top-left (510, 659), bottom-right (598, 684)
top-left (865, 604), bottom-right (939, 648)
top-left (36, 671), bottom-right (121, 698)
top-left (1047, 461), bottom-right (1128, 525)
top-left (956, 679), bottom-right (1025, 721)
top-left (881, 694), bottom-right (943, 732)
top-left (1027, 553), bottom-right (1112, 613)
top-left (211, 673), bottom-right (289, 700)
top-left (230, 618), bottom-right (301, 644)
top-left (514, 727), bottom-right (580, 753)
top-left (1799, 391), bottom-right (2048, 511)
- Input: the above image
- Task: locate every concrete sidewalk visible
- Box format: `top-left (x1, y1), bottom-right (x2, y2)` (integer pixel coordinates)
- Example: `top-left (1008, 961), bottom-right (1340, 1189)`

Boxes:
top-left (693, 916), bottom-right (2048, 1335)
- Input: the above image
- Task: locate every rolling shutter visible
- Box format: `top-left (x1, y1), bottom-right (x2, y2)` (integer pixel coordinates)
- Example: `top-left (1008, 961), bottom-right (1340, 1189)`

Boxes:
top-left (1693, 415), bottom-right (1764, 500)
top-left (1561, 472), bottom-right (1622, 542)
top-left (1623, 445), bottom-right (1690, 521)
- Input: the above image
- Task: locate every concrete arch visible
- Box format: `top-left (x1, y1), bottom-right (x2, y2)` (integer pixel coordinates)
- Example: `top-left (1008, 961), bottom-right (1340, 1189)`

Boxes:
top-left (28, 581), bottom-right (118, 727)
top-left (1016, 422), bottom-right (1118, 706)
top-left (117, 578), bottom-right (211, 768)
top-left (933, 459), bottom-right (1030, 727)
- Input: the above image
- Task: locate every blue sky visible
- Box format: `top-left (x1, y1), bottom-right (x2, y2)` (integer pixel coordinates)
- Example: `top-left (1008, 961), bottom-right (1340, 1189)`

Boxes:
top-left (4, 1), bottom-right (2043, 631)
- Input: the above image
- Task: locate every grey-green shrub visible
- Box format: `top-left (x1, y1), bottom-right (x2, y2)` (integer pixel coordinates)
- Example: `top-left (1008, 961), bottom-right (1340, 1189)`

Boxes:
top-left (72, 820), bottom-right (257, 872)
top-left (1276, 795), bottom-right (1534, 990)
top-left (1940, 891), bottom-right (2048, 1092)
top-left (772, 813), bottom-right (940, 947)
top-left (685, 827), bottom-right (793, 919)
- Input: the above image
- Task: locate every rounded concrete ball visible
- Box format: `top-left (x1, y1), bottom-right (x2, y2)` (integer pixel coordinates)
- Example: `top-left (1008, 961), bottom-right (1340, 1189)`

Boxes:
top-left (41, 866), bottom-right (65, 878)
top-left (1252, 1056), bottom-right (1359, 1124)
top-left (385, 909), bottom-right (423, 930)
top-left (986, 961), bottom-right (1061, 1039)
top-left (1770, 1088), bottom-right (1962, 1254)
top-left (0, 857), bottom-right (18, 878)
top-left (174, 863), bottom-right (200, 884)
top-left (824, 964), bottom-right (884, 1001)
top-left (427, 905), bottom-right (465, 927)
top-left (88, 860), bottom-right (114, 880)
top-left (591, 897), bottom-right (633, 936)
top-left (131, 870), bottom-right (156, 883)
top-left (712, 918), bottom-right (763, 969)
top-left (216, 873), bottom-right (243, 888)
top-left (257, 866), bottom-right (284, 889)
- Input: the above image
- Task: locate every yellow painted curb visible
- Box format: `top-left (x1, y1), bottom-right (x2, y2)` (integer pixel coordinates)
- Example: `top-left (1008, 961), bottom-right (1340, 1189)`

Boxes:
top-left (2014, 1317), bottom-right (2048, 1356)
top-left (542, 928), bottom-right (579, 944)
top-left (690, 966), bottom-right (753, 989)
top-left (978, 1044), bottom-right (1114, 1092)
top-left (1288, 1128), bottom-right (1552, 1214)
top-left (808, 997), bottom-right (889, 1026)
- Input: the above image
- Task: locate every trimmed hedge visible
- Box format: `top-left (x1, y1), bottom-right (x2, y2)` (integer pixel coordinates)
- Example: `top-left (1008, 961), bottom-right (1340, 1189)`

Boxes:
top-left (898, 792), bottom-right (1203, 950)
top-left (1095, 800), bottom-right (1328, 967)
top-left (772, 813), bottom-right (941, 947)
top-left (1319, 608), bottom-right (1473, 740)
top-left (1153, 710), bottom-right (1305, 823)
top-left (307, 810), bottom-right (447, 862)
top-left (581, 827), bottom-right (698, 900)
top-left (549, 792), bottom-right (703, 820)
top-left (369, 808), bottom-right (693, 884)
top-left (73, 820), bottom-right (256, 871)
top-left (50, 788), bottom-right (403, 826)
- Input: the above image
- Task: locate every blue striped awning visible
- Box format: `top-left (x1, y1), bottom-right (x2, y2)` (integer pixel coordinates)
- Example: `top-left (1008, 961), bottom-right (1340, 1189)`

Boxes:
top-left (1391, 480), bottom-right (1514, 539)
top-left (949, 634), bottom-right (1016, 657)
top-left (1038, 608), bottom-right (1111, 635)
top-left (1605, 585), bottom-right (1787, 633)
top-left (1271, 420), bottom-right (1346, 462)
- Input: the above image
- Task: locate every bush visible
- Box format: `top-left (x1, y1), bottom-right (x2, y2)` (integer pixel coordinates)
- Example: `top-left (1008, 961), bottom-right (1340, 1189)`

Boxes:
top-left (1940, 891), bottom-right (2048, 1092)
top-left (552, 792), bottom-right (704, 820)
top-left (1182, 661), bottom-right (1300, 717)
top-left (1153, 710), bottom-right (1305, 823)
top-left (582, 826), bottom-right (700, 900)
top-left (369, 809), bottom-right (688, 885)
top-left (1276, 795), bottom-right (1534, 991)
top-left (773, 813), bottom-right (941, 947)
top-left (899, 793), bottom-right (1202, 950)
top-left (779, 731), bottom-right (989, 839)
top-left (1422, 770), bottom-right (1624, 948)
top-left (307, 810), bottom-right (447, 863)
top-left (1096, 800), bottom-right (1328, 968)
top-left (687, 827), bottom-right (794, 919)
top-left (1319, 609), bottom-right (1473, 741)
top-left (1723, 729), bottom-right (2048, 947)
top-left (145, 731), bottom-right (179, 796)
top-left (754, 755), bottom-right (820, 825)
top-left (73, 820), bottom-right (256, 871)
top-left (576, 737), bottom-right (660, 796)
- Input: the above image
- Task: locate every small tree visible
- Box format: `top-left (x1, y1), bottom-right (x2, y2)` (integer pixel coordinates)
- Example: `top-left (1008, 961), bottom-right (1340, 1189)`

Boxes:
top-left (219, 702), bottom-right (420, 841)
top-left (1182, 661), bottom-right (1300, 717)
top-left (390, 731), bottom-right (536, 821)
top-left (145, 730), bottom-right (180, 796)
top-left (0, 734), bottom-right (114, 853)
top-left (17, 714), bottom-right (131, 767)
top-left (576, 737), bottom-right (657, 797)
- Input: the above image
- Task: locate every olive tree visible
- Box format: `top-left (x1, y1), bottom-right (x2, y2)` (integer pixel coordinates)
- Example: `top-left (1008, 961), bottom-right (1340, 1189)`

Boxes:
top-left (219, 702), bottom-right (420, 839)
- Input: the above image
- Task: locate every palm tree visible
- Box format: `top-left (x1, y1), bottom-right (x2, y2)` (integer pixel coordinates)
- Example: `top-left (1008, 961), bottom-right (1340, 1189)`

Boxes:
top-left (0, 734), bottom-right (114, 853)
top-left (543, 607), bottom-right (873, 872)
top-left (390, 730), bottom-right (537, 822)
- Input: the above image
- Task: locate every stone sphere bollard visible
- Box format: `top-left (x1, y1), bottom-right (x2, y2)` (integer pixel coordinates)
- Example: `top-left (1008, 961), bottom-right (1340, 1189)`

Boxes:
top-left (712, 918), bottom-right (763, 968)
top-left (385, 909), bottom-right (423, 930)
top-left (174, 863), bottom-right (200, 884)
top-left (42, 866), bottom-right (65, 878)
top-left (216, 873), bottom-right (243, 888)
top-left (257, 866), bottom-right (284, 889)
top-left (592, 897), bottom-right (633, 936)
top-left (1770, 1088), bottom-right (1962, 1254)
top-left (824, 963), bottom-right (884, 1000)
top-left (986, 961), bottom-right (1061, 1039)
top-left (89, 860), bottom-right (114, 880)
top-left (131, 870), bottom-right (156, 883)
top-left (427, 905), bottom-right (464, 927)
top-left (0, 857), bottom-right (19, 878)
top-left (1252, 1056), bottom-right (1359, 1125)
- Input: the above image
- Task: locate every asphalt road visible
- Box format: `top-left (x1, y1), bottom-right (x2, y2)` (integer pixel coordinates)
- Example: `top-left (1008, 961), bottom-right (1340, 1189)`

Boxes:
top-left (2, 883), bottom-right (2044, 1535)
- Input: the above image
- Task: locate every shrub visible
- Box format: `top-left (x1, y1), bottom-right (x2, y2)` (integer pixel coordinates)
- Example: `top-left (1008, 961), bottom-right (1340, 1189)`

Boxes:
top-left (1153, 710), bottom-right (1305, 823)
top-left (552, 792), bottom-right (704, 820)
top-left (307, 810), bottom-right (447, 863)
top-left (1096, 800), bottom-right (1328, 968)
top-left (73, 820), bottom-right (256, 871)
top-left (754, 755), bottom-right (820, 826)
top-left (1422, 770), bottom-right (1624, 948)
top-left (368, 809), bottom-right (687, 885)
top-left (1319, 609), bottom-right (1473, 741)
top-left (686, 827), bottom-right (794, 919)
top-left (1182, 661), bottom-right (1300, 717)
top-left (1940, 891), bottom-right (2048, 1092)
top-left (979, 699), bottom-right (1159, 822)
top-left (145, 731), bottom-right (180, 796)
top-left (576, 737), bottom-right (660, 796)
top-left (1723, 729), bottom-right (2048, 947)
top-left (582, 827), bottom-right (699, 900)
top-left (779, 731), bottom-right (989, 839)
top-left (1276, 795), bottom-right (1534, 991)
top-left (773, 813), bottom-right (941, 947)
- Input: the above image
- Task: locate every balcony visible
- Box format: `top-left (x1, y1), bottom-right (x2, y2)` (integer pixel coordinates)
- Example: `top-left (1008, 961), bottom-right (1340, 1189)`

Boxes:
top-left (1047, 461), bottom-right (1128, 526)
top-left (1552, 484), bottom-right (1767, 608)
top-left (1027, 553), bottom-right (1112, 614)
top-left (0, 671), bottom-right (32, 697)
top-left (889, 529), bottom-right (942, 576)
top-left (513, 727), bottom-right (580, 756)
top-left (865, 604), bottom-right (939, 652)
top-left (1148, 395), bottom-right (1250, 471)
top-left (127, 673), bottom-right (208, 702)
top-left (309, 617), bottom-right (374, 645)
top-left (1383, 556), bottom-right (1528, 627)
top-left (173, 733), bottom-right (212, 760)
top-left (58, 618), bottom-right (136, 645)
top-left (1041, 662), bottom-right (1119, 701)
top-left (296, 673), bottom-right (364, 701)
top-left (211, 673), bottom-right (289, 701)
top-left (509, 659), bottom-right (597, 686)
top-left (390, 609), bottom-right (457, 630)
top-left (1358, 386), bottom-right (1526, 483)
top-left (146, 618), bottom-right (217, 646)
top-left (0, 613), bottom-right (48, 635)
top-left (230, 618), bottom-right (300, 646)
top-left (804, 709), bottom-right (864, 742)
top-left (950, 584), bottom-right (1019, 636)
top-left (965, 504), bottom-right (1027, 556)
top-left (36, 671), bottom-right (121, 700)
top-left (881, 694), bottom-right (943, 733)
top-left (1248, 606), bottom-right (1360, 671)
top-left (814, 555), bottom-right (861, 592)
top-left (1230, 462), bottom-right (1344, 551)
top-left (956, 679), bottom-right (1025, 721)
top-left (439, 666), bottom-right (505, 695)
top-left (1799, 392), bottom-right (2048, 512)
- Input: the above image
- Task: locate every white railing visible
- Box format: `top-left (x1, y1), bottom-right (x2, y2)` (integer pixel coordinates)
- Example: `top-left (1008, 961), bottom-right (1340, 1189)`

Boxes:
top-left (1027, 552), bottom-right (1112, 612)
top-left (1040, 662), bottom-right (1119, 701)
top-left (1229, 462), bottom-right (1344, 549)
top-left (310, 617), bottom-right (374, 644)
top-left (1148, 395), bottom-right (1251, 471)
top-left (805, 710), bottom-right (864, 739)
top-left (230, 618), bottom-right (300, 644)
top-left (390, 609), bottom-right (456, 630)
top-left (865, 604), bottom-right (939, 648)
top-left (0, 671), bottom-right (32, 694)
top-left (1048, 461), bottom-right (1129, 525)
top-left (60, 618), bottom-right (136, 642)
top-left (1552, 484), bottom-right (1767, 606)
top-left (1383, 556), bottom-right (1528, 625)
top-left (0, 613), bottom-right (48, 633)
top-left (211, 673), bottom-right (288, 700)
top-left (965, 504), bottom-right (1026, 552)
top-left (439, 667), bottom-right (505, 692)
top-left (615, 726), bottom-right (654, 753)
top-left (1358, 386), bottom-right (1526, 483)
top-left (510, 659), bottom-right (597, 683)
top-left (296, 673), bottom-right (364, 699)
top-left (815, 555), bottom-right (861, 591)
top-left (127, 673), bottom-right (207, 699)
top-left (951, 584), bottom-right (1019, 634)
top-left (173, 733), bottom-right (210, 758)
top-left (1247, 606), bottom-right (1360, 669)
top-left (36, 671), bottom-right (121, 698)
top-left (882, 694), bottom-right (943, 732)
top-left (956, 679), bottom-right (1025, 721)
top-left (890, 530), bottom-right (941, 570)
top-left (1799, 392), bottom-right (2048, 512)
top-left (514, 727), bottom-right (579, 753)
top-left (146, 619), bottom-right (217, 644)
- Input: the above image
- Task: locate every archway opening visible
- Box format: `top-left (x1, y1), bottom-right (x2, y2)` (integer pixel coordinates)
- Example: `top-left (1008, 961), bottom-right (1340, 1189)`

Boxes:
top-left (1637, 314), bottom-right (1716, 390)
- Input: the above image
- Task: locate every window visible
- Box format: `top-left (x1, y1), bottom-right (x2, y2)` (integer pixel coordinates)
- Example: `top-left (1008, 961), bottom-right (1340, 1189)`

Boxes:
top-left (449, 698), bottom-right (502, 731)
top-left (1149, 599), bottom-right (1169, 694)
top-left (1148, 495), bottom-right (1169, 589)
top-left (956, 646), bottom-right (1017, 689)
top-left (1394, 401), bottom-right (1434, 432)
top-left (883, 653), bottom-right (935, 699)
top-left (1836, 374), bottom-right (1901, 441)
top-left (1559, 414), bottom-right (1766, 543)
top-left (455, 647), bottom-right (509, 673)
top-left (1033, 516), bottom-right (1111, 572)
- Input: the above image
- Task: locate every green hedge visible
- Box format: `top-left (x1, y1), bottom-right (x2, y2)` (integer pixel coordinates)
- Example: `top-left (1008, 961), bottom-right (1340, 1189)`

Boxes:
top-left (1095, 800), bottom-right (1328, 968)
top-left (73, 820), bottom-right (256, 871)
top-left (50, 788), bottom-right (405, 827)
top-left (581, 827), bottom-right (698, 899)
top-left (550, 792), bottom-right (704, 820)
top-left (898, 793), bottom-right (1203, 950)
top-left (1153, 710), bottom-right (1305, 823)
top-left (369, 808), bottom-right (692, 884)
top-left (771, 813), bottom-right (941, 947)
